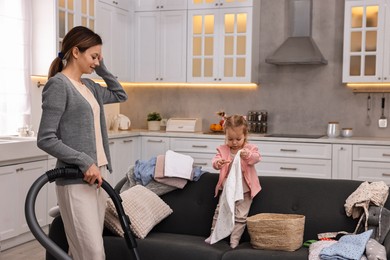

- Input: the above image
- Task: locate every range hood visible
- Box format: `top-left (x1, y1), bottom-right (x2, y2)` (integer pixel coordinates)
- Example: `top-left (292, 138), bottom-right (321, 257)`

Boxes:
top-left (265, 0), bottom-right (327, 65)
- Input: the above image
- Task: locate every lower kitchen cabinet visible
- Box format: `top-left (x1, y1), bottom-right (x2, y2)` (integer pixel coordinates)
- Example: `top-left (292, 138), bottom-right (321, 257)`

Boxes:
top-left (253, 141), bottom-right (332, 179)
top-left (141, 136), bottom-right (170, 160)
top-left (0, 160), bottom-right (48, 250)
top-left (353, 144), bottom-right (390, 184)
top-left (170, 137), bottom-right (222, 173)
top-left (109, 137), bottom-right (141, 186)
top-left (332, 144), bottom-right (353, 180)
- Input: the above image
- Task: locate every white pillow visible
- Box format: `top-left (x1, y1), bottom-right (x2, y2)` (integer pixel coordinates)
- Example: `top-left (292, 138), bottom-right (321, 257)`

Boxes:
top-left (105, 185), bottom-right (173, 239)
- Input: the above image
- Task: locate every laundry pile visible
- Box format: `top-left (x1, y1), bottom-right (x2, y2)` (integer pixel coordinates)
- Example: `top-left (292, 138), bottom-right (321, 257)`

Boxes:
top-left (120, 150), bottom-right (206, 195)
top-left (308, 181), bottom-right (389, 260)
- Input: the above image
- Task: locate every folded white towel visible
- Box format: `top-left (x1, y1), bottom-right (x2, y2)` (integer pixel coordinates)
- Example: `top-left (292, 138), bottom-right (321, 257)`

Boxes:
top-left (164, 150), bottom-right (194, 180)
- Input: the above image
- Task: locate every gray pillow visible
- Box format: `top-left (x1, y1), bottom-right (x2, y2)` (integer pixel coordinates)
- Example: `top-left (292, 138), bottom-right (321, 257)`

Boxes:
top-left (365, 238), bottom-right (386, 260)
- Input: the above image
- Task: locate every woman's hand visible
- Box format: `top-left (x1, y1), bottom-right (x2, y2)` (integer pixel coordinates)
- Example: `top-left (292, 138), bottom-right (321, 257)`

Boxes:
top-left (84, 164), bottom-right (103, 188)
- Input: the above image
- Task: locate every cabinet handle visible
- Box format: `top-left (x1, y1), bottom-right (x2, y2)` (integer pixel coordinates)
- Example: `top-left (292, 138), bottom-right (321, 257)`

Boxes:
top-left (280, 149), bottom-right (298, 152)
top-left (160, 5), bottom-right (163, 8)
top-left (194, 162), bottom-right (208, 166)
top-left (156, 77), bottom-right (159, 80)
top-left (382, 153), bottom-right (390, 157)
top-left (147, 139), bottom-right (163, 143)
top-left (215, 3), bottom-right (218, 6)
top-left (192, 145), bottom-right (208, 148)
top-left (156, 5), bottom-right (159, 8)
top-left (385, 77), bottom-right (388, 80)
top-left (160, 78), bottom-right (163, 81)
top-left (382, 173), bottom-right (390, 177)
top-left (16, 167), bottom-right (24, 172)
top-left (378, 77), bottom-right (381, 80)
top-left (123, 139), bottom-right (133, 143)
top-left (280, 167), bottom-right (297, 171)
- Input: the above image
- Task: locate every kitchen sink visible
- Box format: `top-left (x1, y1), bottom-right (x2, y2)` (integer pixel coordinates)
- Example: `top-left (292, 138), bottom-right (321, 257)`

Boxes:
top-left (265, 134), bottom-right (324, 139)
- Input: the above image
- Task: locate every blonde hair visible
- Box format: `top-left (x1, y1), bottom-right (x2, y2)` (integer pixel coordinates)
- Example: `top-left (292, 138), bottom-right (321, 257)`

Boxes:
top-left (224, 115), bottom-right (248, 141)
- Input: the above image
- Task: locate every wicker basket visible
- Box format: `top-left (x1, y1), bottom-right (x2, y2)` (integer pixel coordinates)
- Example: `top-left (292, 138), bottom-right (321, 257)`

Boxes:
top-left (246, 213), bottom-right (305, 251)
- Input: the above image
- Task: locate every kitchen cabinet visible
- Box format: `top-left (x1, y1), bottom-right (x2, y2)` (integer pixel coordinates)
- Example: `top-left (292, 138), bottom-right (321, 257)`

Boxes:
top-left (32, 0), bottom-right (96, 76)
top-left (187, 7), bottom-right (253, 82)
top-left (31, 0), bottom-right (57, 76)
top-left (253, 141), bottom-right (332, 179)
top-left (134, 10), bottom-right (187, 82)
top-left (332, 144), bottom-right (353, 179)
top-left (170, 138), bottom-right (221, 172)
top-left (108, 137), bottom-right (140, 185)
top-left (342, 0), bottom-right (390, 83)
top-left (96, 0), bottom-right (133, 81)
top-left (0, 160), bottom-right (48, 250)
top-left (135, 0), bottom-right (187, 11)
top-left (187, 0), bottom-right (253, 9)
top-left (141, 136), bottom-right (170, 159)
top-left (352, 144), bottom-right (390, 184)
top-left (100, 0), bottom-right (130, 10)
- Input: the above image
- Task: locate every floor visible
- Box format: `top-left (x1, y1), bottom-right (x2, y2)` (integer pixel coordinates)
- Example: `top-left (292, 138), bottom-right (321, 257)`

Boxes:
top-left (1, 240), bottom-right (45, 260)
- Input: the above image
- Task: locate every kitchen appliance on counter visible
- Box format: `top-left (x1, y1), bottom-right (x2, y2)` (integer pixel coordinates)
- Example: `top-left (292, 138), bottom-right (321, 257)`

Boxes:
top-left (166, 118), bottom-right (202, 132)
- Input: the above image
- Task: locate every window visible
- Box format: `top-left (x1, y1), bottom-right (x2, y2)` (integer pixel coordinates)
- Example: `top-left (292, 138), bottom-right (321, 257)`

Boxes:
top-left (0, 0), bottom-right (31, 135)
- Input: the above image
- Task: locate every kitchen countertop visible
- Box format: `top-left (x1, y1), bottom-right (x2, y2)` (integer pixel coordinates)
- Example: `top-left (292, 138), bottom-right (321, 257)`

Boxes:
top-left (2, 130), bottom-right (390, 166)
top-left (108, 129), bottom-right (390, 146)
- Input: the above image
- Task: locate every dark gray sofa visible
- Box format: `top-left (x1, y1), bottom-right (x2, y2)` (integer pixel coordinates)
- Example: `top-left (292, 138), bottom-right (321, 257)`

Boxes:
top-left (46, 173), bottom-right (390, 260)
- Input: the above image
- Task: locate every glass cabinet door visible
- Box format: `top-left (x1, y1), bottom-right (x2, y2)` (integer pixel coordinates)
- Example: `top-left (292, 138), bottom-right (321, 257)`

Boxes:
top-left (58, 0), bottom-right (75, 42)
top-left (188, 10), bottom-right (218, 81)
top-left (80, 0), bottom-right (95, 30)
top-left (188, 8), bottom-right (252, 82)
top-left (219, 7), bottom-right (252, 82)
top-left (343, 0), bottom-right (385, 82)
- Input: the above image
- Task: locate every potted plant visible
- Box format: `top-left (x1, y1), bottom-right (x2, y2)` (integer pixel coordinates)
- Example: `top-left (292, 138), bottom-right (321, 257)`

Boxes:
top-left (147, 112), bottom-right (162, 131)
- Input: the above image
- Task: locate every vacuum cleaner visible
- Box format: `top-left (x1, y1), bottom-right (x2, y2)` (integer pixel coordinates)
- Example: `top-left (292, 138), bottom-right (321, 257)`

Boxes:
top-left (24, 167), bottom-right (141, 260)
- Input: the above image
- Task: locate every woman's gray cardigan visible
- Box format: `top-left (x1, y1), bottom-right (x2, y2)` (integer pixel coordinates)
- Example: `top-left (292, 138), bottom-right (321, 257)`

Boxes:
top-left (37, 62), bottom-right (128, 184)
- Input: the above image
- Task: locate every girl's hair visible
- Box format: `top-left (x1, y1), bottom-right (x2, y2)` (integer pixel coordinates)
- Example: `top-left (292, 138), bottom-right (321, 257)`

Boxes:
top-left (224, 114), bottom-right (248, 137)
top-left (48, 26), bottom-right (103, 78)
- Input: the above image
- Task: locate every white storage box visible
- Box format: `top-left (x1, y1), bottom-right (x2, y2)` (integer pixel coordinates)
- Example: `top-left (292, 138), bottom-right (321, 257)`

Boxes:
top-left (166, 118), bottom-right (202, 132)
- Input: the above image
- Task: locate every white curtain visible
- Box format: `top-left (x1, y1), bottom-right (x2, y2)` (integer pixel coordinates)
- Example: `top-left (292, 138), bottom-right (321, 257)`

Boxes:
top-left (0, 0), bottom-right (31, 135)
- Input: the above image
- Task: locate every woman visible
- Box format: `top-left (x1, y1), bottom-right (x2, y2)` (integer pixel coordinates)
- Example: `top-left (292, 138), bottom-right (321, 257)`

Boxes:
top-left (37, 26), bottom-right (128, 260)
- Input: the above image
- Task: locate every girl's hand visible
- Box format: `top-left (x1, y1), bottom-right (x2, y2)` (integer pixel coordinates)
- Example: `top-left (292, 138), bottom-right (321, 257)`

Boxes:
top-left (217, 159), bottom-right (231, 169)
top-left (84, 164), bottom-right (103, 188)
top-left (240, 149), bottom-right (249, 158)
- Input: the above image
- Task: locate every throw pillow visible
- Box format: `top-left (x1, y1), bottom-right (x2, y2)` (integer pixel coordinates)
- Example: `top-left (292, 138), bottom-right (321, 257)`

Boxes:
top-left (104, 185), bottom-right (173, 239)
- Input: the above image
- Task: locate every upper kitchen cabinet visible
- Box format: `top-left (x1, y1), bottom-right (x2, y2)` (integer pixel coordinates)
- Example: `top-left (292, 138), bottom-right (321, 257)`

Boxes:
top-left (342, 0), bottom-right (390, 83)
top-left (58, 0), bottom-right (96, 47)
top-left (187, 7), bottom-right (254, 82)
top-left (32, 0), bottom-right (96, 76)
top-left (135, 0), bottom-right (187, 11)
top-left (100, 0), bottom-right (130, 10)
top-left (32, 0), bottom-right (57, 76)
top-left (96, 0), bottom-right (133, 81)
top-left (188, 0), bottom-right (253, 9)
top-left (134, 10), bottom-right (187, 82)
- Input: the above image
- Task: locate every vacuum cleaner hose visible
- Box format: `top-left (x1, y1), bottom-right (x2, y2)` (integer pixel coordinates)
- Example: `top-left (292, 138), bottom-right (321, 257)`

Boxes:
top-left (25, 167), bottom-right (140, 260)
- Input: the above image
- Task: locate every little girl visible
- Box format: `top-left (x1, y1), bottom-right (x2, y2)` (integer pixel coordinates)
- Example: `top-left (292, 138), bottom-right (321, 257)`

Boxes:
top-left (205, 115), bottom-right (261, 248)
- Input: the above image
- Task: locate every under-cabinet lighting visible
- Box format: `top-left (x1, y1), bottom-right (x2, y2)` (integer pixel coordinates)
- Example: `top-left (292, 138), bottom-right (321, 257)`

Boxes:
top-left (32, 76), bottom-right (258, 89)
top-left (346, 83), bottom-right (390, 92)
top-left (96, 81), bottom-right (259, 89)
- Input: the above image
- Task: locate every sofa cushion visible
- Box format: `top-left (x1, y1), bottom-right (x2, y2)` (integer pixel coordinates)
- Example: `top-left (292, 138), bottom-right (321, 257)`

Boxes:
top-left (153, 173), bottom-right (219, 237)
top-left (135, 232), bottom-right (231, 260)
top-left (105, 185), bottom-right (173, 239)
top-left (222, 242), bottom-right (308, 260)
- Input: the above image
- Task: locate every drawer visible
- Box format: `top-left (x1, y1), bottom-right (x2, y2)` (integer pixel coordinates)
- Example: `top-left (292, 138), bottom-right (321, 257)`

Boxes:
top-left (353, 145), bottom-right (390, 163)
top-left (170, 138), bottom-right (221, 154)
top-left (353, 161), bottom-right (390, 185)
top-left (255, 157), bottom-right (332, 179)
top-left (254, 141), bottom-right (332, 159)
